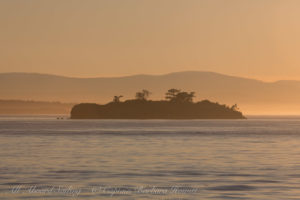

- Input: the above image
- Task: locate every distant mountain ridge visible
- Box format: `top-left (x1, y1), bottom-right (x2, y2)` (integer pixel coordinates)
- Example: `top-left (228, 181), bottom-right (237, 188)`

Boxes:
top-left (1, 71), bottom-right (300, 114)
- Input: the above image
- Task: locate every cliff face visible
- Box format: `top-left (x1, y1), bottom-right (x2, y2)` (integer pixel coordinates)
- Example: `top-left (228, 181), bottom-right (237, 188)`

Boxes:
top-left (71, 100), bottom-right (245, 119)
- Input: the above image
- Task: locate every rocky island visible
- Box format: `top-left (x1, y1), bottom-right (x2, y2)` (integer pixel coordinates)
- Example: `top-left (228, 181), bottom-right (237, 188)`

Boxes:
top-left (71, 89), bottom-right (246, 119)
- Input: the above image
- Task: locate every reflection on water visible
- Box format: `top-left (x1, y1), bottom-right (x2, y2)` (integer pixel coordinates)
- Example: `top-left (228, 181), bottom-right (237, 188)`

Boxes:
top-left (1, 116), bottom-right (300, 199)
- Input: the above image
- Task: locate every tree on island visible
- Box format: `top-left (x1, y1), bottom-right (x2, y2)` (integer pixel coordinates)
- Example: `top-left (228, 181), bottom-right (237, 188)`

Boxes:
top-left (165, 88), bottom-right (195, 103)
top-left (135, 89), bottom-right (151, 101)
top-left (113, 95), bottom-right (123, 103)
top-left (231, 104), bottom-right (239, 111)
top-left (165, 89), bottom-right (181, 100)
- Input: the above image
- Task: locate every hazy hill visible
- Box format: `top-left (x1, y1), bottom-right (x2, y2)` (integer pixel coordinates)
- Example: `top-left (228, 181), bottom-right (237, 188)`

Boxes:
top-left (1, 71), bottom-right (300, 114)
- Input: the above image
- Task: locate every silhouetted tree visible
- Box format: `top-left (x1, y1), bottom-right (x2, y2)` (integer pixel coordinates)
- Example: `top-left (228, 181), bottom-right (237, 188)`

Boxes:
top-left (165, 89), bottom-right (181, 101)
top-left (165, 89), bottom-right (195, 103)
top-left (231, 104), bottom-right (239, 111)
top-left (113, 95), bottom-right (123, 103)
top-left (175, 92), bottom-right (195, 103)
top-left (135, 89), bottom-right (151, 101)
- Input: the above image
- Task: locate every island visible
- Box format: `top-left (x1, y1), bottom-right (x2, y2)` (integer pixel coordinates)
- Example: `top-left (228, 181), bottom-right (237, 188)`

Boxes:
top-left (71, 89), bottom-right (246, 119)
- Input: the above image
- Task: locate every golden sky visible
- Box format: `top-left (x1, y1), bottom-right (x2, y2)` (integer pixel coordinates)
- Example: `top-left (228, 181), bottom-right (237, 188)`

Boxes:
top-left (1, 0), bottom-right (300, 81)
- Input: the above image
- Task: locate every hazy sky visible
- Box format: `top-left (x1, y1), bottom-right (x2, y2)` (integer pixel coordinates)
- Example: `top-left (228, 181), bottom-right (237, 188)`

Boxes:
top-left (1, 0), bottom-right (300, 81)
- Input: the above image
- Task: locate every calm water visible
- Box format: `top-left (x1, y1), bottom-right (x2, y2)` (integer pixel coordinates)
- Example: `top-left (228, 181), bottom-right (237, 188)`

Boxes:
top-left (1, 116), bottom-right (300, 199)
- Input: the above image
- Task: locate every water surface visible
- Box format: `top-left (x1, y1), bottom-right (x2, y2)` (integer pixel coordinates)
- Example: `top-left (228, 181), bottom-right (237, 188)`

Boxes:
top-left (1, 116), bottom-right (300, 199)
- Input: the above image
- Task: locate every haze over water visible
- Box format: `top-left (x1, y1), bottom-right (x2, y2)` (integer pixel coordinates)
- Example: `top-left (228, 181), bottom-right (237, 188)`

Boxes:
top-left (1, 116), bottom-right (300, 199)
top-left (1, 1), bottom-right (300, 199)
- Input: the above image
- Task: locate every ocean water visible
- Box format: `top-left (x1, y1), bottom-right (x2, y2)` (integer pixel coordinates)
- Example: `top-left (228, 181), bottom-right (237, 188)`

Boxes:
top-left (1, 116), bottom-right (300, 199)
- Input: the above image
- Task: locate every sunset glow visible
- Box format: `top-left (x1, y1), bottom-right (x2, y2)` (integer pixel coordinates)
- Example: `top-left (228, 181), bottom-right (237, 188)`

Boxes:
top-left (1, 0), bottom-right (300, 81)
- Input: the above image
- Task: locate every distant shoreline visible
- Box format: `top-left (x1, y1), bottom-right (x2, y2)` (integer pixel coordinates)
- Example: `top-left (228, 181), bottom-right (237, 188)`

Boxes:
top-left (0, 99), bottom-right (74, 115)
